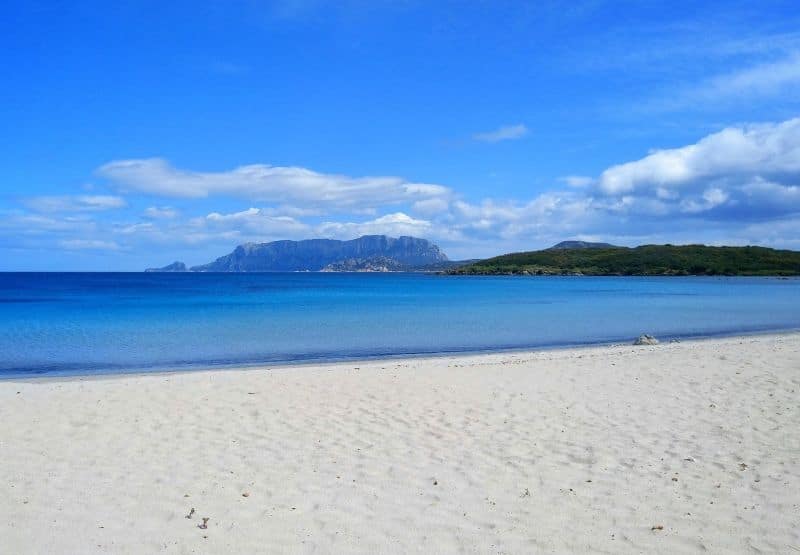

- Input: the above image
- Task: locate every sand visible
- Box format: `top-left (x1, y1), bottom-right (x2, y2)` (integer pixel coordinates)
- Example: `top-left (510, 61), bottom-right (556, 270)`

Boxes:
top-left (1, 333), bottom-right (799, 554)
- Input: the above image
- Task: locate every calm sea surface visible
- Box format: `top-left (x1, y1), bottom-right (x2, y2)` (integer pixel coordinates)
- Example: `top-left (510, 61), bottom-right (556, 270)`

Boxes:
top-left (1, 273), bottom-right (799, 378)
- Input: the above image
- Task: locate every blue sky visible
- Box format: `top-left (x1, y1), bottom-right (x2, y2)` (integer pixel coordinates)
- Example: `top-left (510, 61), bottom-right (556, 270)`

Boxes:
top-left (2, 0), bottom-right (800, 270)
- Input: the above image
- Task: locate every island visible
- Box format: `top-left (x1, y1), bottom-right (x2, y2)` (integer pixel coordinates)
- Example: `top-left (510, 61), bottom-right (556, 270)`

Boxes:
top-left (446, 243), bottom-right (800, 276)
top-left (146, 235), bottom-right (468, 272)
top-left (144, 261), bottom-right (188, 273)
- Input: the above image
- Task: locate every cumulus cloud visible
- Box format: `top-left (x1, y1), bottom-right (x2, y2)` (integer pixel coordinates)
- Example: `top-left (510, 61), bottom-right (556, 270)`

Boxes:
top-left (97, 158), bottom-right (451, 210)
top-left (448, 194), bottom-right (597, 240)
top-left (316, 212), bottom-right (446, 240)
top-left (598, 118), bottom-right (800, 195)
top-left (472, 124), bottom-right (529, 143)
top-left (740, 179), bottom-right (800, 204)
top-left (8, 116), bottom-right (800, 261)
top-left (204, 207), bottom-right (311, 237)
top-left (104, 208), bottom-right (312, 248)
top-left (112, 208), bottom-right (454, 250)
top-left (680, 187), bottom-right (730, 214)
top-left (77, 116), bottom-right (800, 255)
top-left (24, 195), bottom-right (126, 213)
top-left (414, 116), bottom-right (800, 251)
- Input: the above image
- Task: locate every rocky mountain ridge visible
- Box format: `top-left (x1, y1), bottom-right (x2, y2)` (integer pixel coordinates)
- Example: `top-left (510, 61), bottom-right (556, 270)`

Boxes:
top-left (146, 235), bottom-right (449, 272)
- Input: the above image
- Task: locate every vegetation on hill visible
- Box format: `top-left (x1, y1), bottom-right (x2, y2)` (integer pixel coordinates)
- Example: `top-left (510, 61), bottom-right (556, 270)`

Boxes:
top-left (446, 245), bottom-right (800, 276)
top-left (547, 240), bottom-right (617, 250)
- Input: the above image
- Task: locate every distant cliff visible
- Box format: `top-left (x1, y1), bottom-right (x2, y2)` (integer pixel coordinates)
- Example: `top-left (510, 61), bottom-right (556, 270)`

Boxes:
top-left (149, 235), bottom-right (449, 272)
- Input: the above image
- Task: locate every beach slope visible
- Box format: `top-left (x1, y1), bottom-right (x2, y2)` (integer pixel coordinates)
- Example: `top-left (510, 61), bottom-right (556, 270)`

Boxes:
top-left (1, 334), bottom-right (799, 553)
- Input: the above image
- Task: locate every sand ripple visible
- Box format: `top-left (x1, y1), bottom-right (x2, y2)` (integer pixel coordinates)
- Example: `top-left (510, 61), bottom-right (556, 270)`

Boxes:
top-left (1, 334), bottom-right (799, 553)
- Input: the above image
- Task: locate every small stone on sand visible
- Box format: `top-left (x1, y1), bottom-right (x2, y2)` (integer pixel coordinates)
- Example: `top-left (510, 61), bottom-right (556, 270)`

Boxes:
top-left (634, 334), bottom-right (659, 346)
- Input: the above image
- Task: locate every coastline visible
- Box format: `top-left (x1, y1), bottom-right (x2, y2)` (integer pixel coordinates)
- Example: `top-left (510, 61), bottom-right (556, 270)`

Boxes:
top-left (2, 332), bottom-right (799, 553)
top-left (4, 325), bottom-right (800, 381)
top-left (4, 273), bottom-right (800, 381)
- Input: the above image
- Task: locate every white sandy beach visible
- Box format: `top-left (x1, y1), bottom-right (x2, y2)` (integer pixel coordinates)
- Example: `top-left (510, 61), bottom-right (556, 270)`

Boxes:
top-left (1, 333), bottom-right (799, 554)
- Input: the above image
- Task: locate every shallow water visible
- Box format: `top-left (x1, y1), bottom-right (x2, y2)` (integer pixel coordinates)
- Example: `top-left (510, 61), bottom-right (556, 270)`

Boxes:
top-left (1, 272), bottom-right (799, 377)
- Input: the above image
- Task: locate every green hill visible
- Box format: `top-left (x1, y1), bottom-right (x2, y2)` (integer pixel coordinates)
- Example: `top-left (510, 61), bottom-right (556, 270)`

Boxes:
top-left (447, 244), bottom-right (800, 276)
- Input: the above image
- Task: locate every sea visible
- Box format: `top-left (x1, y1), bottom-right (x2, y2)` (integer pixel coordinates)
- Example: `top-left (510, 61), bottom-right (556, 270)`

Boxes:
top-left (1, 272), bottom-right (799, 378)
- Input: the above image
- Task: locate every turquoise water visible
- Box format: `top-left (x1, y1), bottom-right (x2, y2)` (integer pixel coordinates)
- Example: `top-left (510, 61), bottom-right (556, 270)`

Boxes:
top-left (1, 273), bottom-right (799, 378)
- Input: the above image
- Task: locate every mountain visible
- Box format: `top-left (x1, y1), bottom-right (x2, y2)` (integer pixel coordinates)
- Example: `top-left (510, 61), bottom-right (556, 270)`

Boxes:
top-left (185, 235), bottom-right (449, 272)
top-left (144, 261), bottom-right (188, 273)
top-left (447, 244), bottom-right (800, 276)
top-left (548, 240), bottom-right (617, 250)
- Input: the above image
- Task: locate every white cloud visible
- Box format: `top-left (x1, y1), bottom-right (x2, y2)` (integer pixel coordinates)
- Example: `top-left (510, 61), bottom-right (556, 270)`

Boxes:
top-left (119, 209), bottom-right (444, 249)
top-left (316, 212), bottom-right (443, 240)
top-left (0, 213), bottom-right (98, 235)
top-left (411, 197), bottom-right (451, 216)
top-left (24, 195), bottom-right (126, 213)
top-left (143, 206), bottom-right (179, 219)
top-left (561, 175), bottom-right (593, 187)
top-left (9, 116), bottom-right (800, 260)
top-left (689, 54), bottom-right (800, 103)
top-left (420, 117), bottom-right (800, 250)
top-left (97, 158), bottom-right (451, 210)
top-left (598, 118), bottom-right (800, 195)
top-left (472, 124), bottom-right (529, 143)
top-left (117, 222), bottom-right (158, 235)
top-left (736, 216), bottom-right (800, 249)
top-left (449, 193), bottom-right (597, 240)
top-left (261, 205), bottom-right (323, 217)
top-left (205, 207), bottom-right (260, 222)
top-left (680, 187), bottom-right (730, 214)
top-left (204, 207), bottom-right (310, 236)
top-left (647, 53), bottom-right (800, 111)
top-left (91, 207), bottom-right (307, 248)
top-left (740, 179), bottom-right (800, 204)
top-left (59, 239), bottom-right (120, 251)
